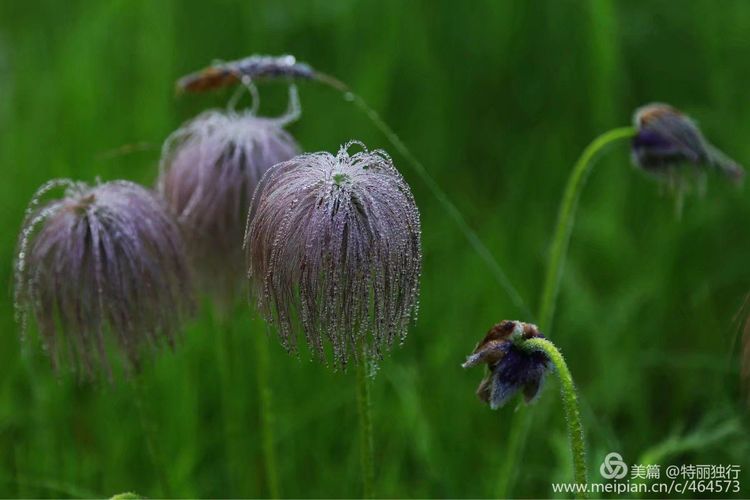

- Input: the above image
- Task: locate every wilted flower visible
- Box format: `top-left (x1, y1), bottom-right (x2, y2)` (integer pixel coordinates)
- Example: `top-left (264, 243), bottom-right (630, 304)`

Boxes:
top-left (14, 179), bottom-right (193, 379)
top-left (632, 103), bottom-right (744, 183)
top-left (245, 141), bottom-right (422, 369)
top-left (462, 320), bottom-right (552, 409)
top-left (176, 54), bottom-right (316, 94)
top-left (159, 104), bottom-right (300, 302)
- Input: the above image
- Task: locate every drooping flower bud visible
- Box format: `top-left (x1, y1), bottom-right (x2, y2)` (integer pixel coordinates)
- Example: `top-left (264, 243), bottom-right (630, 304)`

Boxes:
top-left (632, 103), bottom-right (744, 183)
top-left (462, 320), bottom-right (552, 409)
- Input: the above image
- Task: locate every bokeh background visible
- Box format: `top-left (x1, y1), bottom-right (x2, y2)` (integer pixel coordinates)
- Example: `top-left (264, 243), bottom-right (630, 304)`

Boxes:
top-left (1, 0), bottom-right (750, 497)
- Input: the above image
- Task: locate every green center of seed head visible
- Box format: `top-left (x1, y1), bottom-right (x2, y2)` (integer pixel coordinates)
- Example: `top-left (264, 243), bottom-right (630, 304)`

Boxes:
top-left (333, 173), bottom-right (350, 186)
top-left (72, 193), bottom-right (96, 215)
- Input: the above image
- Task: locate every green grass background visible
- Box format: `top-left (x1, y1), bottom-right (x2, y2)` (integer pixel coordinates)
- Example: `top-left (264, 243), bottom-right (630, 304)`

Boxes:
top-left (1, 0), bottom-right (750, 497)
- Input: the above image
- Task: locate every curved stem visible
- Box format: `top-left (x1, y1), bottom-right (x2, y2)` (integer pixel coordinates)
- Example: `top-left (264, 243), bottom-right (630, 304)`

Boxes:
top-left (538, 127), bottom-right (636, 332)
top-left (254, 330), bottom-right (281, 499)
top-left (355, 345), bottom-right (375, 499)
top-left (316, 74), bottom-right (532, 319)
top-left (521, 337), bottom-right (588, 495)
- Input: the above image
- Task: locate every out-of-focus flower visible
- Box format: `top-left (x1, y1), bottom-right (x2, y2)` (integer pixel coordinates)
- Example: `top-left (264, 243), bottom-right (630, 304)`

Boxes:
top-left (159, 107), bottom-right (299, 303)
top-left (176, 54), bottom-right (315, 93)
top-left (245, 141), bottom-right (422, 369)
top-left (14, 179), bottom-right (193, 379)
top-left (462, 320), bottom-right (552, 409)
top-left (632, 103), bottom-right (744, 183)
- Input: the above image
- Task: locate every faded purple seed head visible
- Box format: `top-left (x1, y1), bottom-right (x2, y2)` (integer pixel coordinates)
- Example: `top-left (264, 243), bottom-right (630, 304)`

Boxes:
top-left (14, 179), bottom-right (194, 380)
top-left (159, 108), bottom-right (299, 304)
top-left (632, 103), bottom-right (744, 183)
top-left (462, 320), bottom-right (552, 409)
top-left (245, 141), bottom-right (422, 369)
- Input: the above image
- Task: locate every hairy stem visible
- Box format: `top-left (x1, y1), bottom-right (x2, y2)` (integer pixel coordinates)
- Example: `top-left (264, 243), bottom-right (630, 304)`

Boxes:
top-left (521, 337), bottom-right (588, 495)
top-left (356, 345), bottom-right (375, 499)
top-left (254, 330), bottom-right (281, 499)
top-left (538, 127), bottom-right (636, 332)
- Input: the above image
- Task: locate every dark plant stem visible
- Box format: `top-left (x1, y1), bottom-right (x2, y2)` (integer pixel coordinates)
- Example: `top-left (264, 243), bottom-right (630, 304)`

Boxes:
top-left (254, 329), bottom-right (281, 498)
top-left (214, 314), bottom-right (242, 494)
top-left (495, 405), bottom-right (533, 497)
top-left (356, 343), bottom-right (375, 499)
top-left (538, 126), bottom-right (636, 332)
top-left (131, 377), bottom-right (172, 498)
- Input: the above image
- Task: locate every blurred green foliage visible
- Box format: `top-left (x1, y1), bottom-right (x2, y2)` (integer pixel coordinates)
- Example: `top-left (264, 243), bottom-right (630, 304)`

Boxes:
top-left (1, 0), bottom-right (749, 497)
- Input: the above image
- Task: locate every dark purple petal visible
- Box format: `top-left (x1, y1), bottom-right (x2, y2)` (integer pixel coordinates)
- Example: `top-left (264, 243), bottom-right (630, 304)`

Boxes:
top-left (463, 321), bottom-right (552, 409)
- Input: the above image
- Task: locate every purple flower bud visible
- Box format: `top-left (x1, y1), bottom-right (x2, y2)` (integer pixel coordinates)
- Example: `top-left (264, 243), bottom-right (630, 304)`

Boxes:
top-left (245, 141), bottom-right (422, 369)
top-left (632, 103), bottom-right (744, 183)
top-left (159, 108), bottom-right (300, 303)
top-left (14, 180), bottom-right (194, 379)
top-left (463, 321), bottom-right (551, 409)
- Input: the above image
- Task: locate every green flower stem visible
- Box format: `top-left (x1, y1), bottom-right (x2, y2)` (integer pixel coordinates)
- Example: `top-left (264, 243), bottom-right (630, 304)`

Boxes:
top-left (214, 315), bottom-right (242, 493)
top-left (521, 337), bottom-right (588, 495)
top-left (254, 330), bottom-right (281, 499)
top-left (355, 344), bottom-right (375, 499)
top-left (538, 127), bottom-right (636, 332)
top-left (131, 378), bottom-right (171, 498)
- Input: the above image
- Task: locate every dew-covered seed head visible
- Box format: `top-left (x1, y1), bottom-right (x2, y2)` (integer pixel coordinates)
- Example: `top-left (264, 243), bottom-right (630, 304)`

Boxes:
top-left (463, 320), bottom-right (552, 409)
top-left (245, 141), bottom-right (422, 369)
top-left (14, 179), bottom-right (194, 380)
top-left (159, 108), bottom-right (300, 304)
top-left (632, 103), bottom-right (745, 184)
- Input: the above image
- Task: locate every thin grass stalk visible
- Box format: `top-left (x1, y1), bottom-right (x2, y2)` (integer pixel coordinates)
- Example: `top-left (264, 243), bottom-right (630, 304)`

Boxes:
top-left (254, 329), bottom-right (280, 498)
top-left (494, 405), bottom-right (533, 497)
top-left (212, 313), bottom-right (242, 493)
top-left (333, 82), bottom-right (537, 500)
top-left (315, 77), bottom-right (531, 319)
top-left (356, 343), bottom-right (375, 499)
top-left (131, 378), bottom-right (172, 498)
top-left (176, 64), bottom-right (527, 314)
top-left (538, 126), bottom-right (636, 332)
top-left (521, 337), bottom-right (588, 495)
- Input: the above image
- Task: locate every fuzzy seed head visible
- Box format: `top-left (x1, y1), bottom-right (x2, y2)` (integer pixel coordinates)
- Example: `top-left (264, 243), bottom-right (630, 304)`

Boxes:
top-left (159, 109), bottom-right (300, 303)
top-left (14, 180), bottom-right (194, 379)
top-left (245, 141), bottom-right (422, 369)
